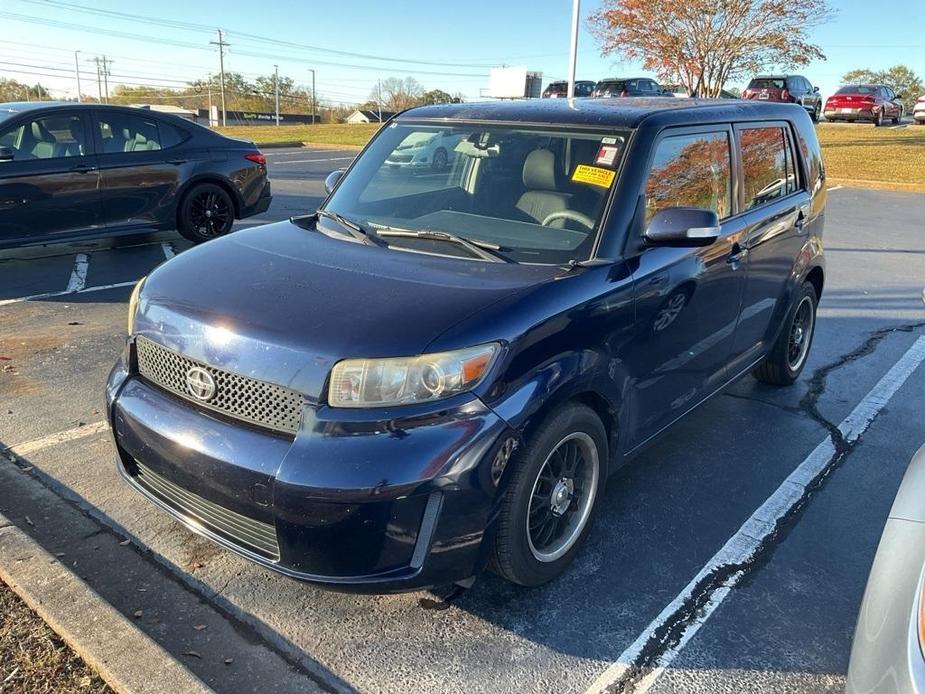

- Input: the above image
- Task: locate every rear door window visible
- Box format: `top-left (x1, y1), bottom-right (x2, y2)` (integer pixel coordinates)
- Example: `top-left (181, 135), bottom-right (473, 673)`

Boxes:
top-left (740, 126), bottom-right (798, 209)
top-left (749, 78), bottom-right (786, 91)
top-left (644, 131), bottom-right (732, 223)
top-left (97, 112), bottom-right (166, 154)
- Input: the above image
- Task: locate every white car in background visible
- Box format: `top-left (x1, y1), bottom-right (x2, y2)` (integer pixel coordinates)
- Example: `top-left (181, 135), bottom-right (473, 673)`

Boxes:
top-left (385, 130), bottom-right (463, 171)
top-left (914, 95), bottom-right (925, 125)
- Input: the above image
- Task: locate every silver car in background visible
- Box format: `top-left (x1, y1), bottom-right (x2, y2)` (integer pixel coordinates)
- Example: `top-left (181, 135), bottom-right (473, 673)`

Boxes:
top-left (848, 444), bottom-right (925, 692)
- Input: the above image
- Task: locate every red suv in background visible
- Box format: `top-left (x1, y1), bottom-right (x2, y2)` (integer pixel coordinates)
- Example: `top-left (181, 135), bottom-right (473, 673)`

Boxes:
top-left (742, 75), bottom-right (822, 121)
top-left (824, 85), bottom-right (904, 126)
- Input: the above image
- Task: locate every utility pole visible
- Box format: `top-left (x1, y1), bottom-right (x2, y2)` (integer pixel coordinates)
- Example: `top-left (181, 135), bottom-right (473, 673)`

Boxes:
top-left (307, 68), bottom-right (316, 125)
top-left (210, 29), bottom-right (229, 127)
top-left (377, 79), bottom-right (382, 123)
top-left (90, 57), bottom-right (101, 101)
top-left (74, 50), bottom-right (82, 103)
top-left (566, 0), bottom-right (580, 99)
top-left (274, 64), bottom-right (280, 126)
top-left (207, 73), bottom-right (213, 127)
top-left (101, 56), bottom-right (112, 103)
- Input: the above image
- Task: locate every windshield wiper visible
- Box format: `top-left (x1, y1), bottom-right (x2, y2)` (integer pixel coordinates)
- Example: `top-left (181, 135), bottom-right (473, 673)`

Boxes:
top-left (315, 209), bottom-right (382, 246)
top-left (372, 226), bottom-right (510, 263)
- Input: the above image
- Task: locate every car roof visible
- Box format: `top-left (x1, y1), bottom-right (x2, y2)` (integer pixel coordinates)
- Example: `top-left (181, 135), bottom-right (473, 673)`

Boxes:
top-left (0, 101), bottom-right (192, 125)
top-left (597, 77), bottom-right (648, 82)
top-left (398, 97), bottom-right (803, 129)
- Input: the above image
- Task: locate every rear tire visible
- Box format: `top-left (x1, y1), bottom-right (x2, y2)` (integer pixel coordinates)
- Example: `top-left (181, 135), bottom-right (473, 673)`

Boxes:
top-left (490, 403), bottom-right (608, 587)
top-left (874, 109), bottom-right (884, 127)
top-left (177, 183), bottom-right (235, 243)
top-left (752, 282), bottom-right (818, 386)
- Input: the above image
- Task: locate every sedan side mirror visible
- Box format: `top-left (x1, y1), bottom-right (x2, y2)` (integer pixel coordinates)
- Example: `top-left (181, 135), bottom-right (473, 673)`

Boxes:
top-left (895, 93), bottom-right (904, 100)
top-left (324, 169), bottom-right (346, 195)
top-left (644, 207), bottom-right (720, 247)
top-left (813, 86), bottom-right (819, 93)
top-left (0, 146), bottom-right (13, 162)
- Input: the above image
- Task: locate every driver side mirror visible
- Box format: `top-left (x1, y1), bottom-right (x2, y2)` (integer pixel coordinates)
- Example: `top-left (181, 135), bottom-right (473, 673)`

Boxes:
top-left (813, 86), bottom-right (820, 93)
top-left (644, 207), bottom-right (720, 247)
top-left (0, 146), bottom-right (13, 162)
top-left (324, 169), bottom-right (346, 195)
top-left (895, 93), bottom-right (904, 100)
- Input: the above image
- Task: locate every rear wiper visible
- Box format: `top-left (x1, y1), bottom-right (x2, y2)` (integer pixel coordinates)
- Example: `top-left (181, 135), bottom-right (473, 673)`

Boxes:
top-left (372, 225), bottom-right (510, 263)
top-left (315, 209), bottom-right (381, 246)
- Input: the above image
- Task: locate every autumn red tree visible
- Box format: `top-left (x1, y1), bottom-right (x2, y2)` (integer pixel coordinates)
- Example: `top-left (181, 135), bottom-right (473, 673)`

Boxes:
top-left (589, 0), bottom-right (832, 98)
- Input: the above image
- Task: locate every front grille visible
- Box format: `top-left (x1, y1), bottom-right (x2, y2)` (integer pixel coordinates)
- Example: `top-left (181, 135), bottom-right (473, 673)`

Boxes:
top-left (388, 153), bottom-right (413, 163)
top-left (133, 461), bottom-right (280, 561)
top-left (135, 336), bottom-right (303, 436)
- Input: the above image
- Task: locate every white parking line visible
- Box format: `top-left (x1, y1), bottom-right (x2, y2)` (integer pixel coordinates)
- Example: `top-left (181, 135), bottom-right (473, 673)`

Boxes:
top-left (272, 157), bottom-right (356, 164)
top-left (161, 242), bottom-right (176, 260)
top-left (0, 280), bottom-right (137, 307)
top-left (265, 149), bottom-right (343, 156)
top-left (3, 421), bottom-right (110, 458)
top-left (585, 335), bottom-right (925, 694)
top-left (65, 253), bottom-right (89, 293)
top-left (828, 185), bottom-right (844, 191)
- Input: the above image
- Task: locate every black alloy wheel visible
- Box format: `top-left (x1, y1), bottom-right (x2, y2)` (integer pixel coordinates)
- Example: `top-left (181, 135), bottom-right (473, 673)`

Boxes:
top-left (178, 183), bottom-right (235, 243)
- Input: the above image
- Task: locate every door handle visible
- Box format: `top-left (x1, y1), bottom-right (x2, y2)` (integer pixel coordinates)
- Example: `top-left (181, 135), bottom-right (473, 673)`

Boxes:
top-left (166, 158), bottom-right (187, 165)
top-left (69, 164), bottom-right (98, 174)
top-left (727, 245), bottom-right (748, 265)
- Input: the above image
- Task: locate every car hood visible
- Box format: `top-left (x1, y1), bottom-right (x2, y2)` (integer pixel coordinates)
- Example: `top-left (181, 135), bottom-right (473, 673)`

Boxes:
top-left (134, 221), bottom-right (561, 402)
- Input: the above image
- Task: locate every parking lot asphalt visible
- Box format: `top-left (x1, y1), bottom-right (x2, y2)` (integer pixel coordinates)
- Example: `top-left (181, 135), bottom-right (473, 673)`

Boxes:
top-left (1, 149), bottom-right (924, 693)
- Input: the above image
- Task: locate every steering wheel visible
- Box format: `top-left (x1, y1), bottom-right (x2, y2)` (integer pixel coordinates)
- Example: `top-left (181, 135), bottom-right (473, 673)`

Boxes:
top-left (541, 210), bottom-right (595, 230)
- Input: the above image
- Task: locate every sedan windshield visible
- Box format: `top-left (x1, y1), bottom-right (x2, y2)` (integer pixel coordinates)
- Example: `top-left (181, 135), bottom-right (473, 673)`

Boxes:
top-left (321, 122), bottom-right (628, 264)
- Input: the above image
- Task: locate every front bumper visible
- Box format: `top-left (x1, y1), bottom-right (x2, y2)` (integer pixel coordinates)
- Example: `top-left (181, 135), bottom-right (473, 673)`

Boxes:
top-left (106, 347), bottom-right (514, 592)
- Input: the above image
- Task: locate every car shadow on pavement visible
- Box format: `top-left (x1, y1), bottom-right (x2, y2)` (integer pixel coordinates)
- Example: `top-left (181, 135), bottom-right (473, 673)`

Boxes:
top-left (0, 449), bottom-right (346, 693)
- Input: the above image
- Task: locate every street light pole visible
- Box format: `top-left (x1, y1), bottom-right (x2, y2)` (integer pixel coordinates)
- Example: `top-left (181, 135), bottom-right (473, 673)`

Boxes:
top-left (566, 0), bottom-right (580, 99)
top-left (74, 50), bottom-right (82, 103)
top-left (274, 64), bottom-right (280, 126)
top-left (308, 68), bottom-right (316, 125)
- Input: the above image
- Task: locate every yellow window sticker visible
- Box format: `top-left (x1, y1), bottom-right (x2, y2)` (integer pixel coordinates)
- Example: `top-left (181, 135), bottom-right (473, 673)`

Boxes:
top-left (572, 164), bottom-right (616, 188)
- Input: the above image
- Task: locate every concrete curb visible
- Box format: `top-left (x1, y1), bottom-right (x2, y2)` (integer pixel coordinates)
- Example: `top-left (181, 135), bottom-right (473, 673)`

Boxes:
top-left (0, 515), bottom-right (212, 694)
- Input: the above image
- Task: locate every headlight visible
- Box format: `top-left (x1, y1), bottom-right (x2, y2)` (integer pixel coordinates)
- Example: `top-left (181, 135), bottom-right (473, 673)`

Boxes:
top-left (328, 343), bottom-right (499, 408)
top-left (127, 276), bottom-right (146, 335)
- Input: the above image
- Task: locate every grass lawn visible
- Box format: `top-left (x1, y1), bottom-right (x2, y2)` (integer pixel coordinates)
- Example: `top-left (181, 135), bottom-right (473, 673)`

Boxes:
top-left (0, 580), bottom-right (111, 693)
top-left (816, 123), bottom-right (925, 191)
top-left (221, 121), bottom-right (925, 192)
top-left (216, 123), bottom-right (379, 148)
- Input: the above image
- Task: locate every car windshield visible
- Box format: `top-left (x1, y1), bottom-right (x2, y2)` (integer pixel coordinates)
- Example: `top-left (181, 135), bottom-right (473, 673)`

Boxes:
top-left (321, 122), bottom-right (628, 264)
top-left (836, 85), bottom-right (876, 95)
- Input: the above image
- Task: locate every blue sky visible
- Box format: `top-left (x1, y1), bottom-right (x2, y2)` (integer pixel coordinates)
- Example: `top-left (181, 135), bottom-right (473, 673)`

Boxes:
top-left (2, 0), bottom-right (924, 107)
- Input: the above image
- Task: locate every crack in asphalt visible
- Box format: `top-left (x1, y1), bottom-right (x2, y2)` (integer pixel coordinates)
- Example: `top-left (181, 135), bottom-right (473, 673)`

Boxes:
top-left (607, 320), bottom-right (925, 694)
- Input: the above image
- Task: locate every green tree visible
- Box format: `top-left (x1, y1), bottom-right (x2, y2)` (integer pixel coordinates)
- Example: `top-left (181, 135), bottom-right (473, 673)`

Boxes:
top-left (0, 78), bottom-right (50, 102)
top-left (421, 89), bottom-right (453, 105)
top-left (841, 65), bottom-right (923, 113)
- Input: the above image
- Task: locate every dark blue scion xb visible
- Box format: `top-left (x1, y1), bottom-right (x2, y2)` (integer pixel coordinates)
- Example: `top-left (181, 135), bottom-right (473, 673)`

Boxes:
top-left (106, 98), bottom-right (825, 592)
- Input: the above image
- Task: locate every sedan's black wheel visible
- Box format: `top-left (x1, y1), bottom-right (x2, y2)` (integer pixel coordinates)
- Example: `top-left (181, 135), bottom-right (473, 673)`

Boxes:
top-left (874, 109), bottom-right (884, 127)
top-left (752, 281), bottom-right (818, 386)
top-left (431, 147), bottom-right (448, 171)
top-left (490, 403), bottom-right (607, 587)
top-left (892, 107), bottom-right (902, 125)
top-left (178, 183), bottom-right (235, 243)
top-left (810, 104), bottom-right (820, 123)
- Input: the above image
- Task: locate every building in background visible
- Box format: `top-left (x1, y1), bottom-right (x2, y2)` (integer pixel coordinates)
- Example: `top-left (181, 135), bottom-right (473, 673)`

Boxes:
top-left (346, 109), bottom-right (397, 124)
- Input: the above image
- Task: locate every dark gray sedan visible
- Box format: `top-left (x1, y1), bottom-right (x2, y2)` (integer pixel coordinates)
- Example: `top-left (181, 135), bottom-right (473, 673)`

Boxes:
top-left (848, 444), bottom-right (925, 692)
top-left (0, 101), bottom-right (271, 248)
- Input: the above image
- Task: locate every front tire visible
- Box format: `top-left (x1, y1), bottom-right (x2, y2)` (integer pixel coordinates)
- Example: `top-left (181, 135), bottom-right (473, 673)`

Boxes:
top-left (892, 107), bottom-right (902, 125)
top-left (490, 403), bottom-right (608, 587)
top-left (431, 147), bottom-right (448, 171)
top-left (874, 108), bottom-right (884, 127)
top-left (178, 183), bottom-right (235, 243)
top-left (810, 104), bottom-right (820, 123)
top-left (752, 282), bottom-right (818, 386)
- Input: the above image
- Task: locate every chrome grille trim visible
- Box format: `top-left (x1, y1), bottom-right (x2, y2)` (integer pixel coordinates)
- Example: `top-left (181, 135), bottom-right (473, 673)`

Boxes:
top-left (133, 461), bottom-right (280, 561)
top-left (135, 336), bottom-right (303, 436)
